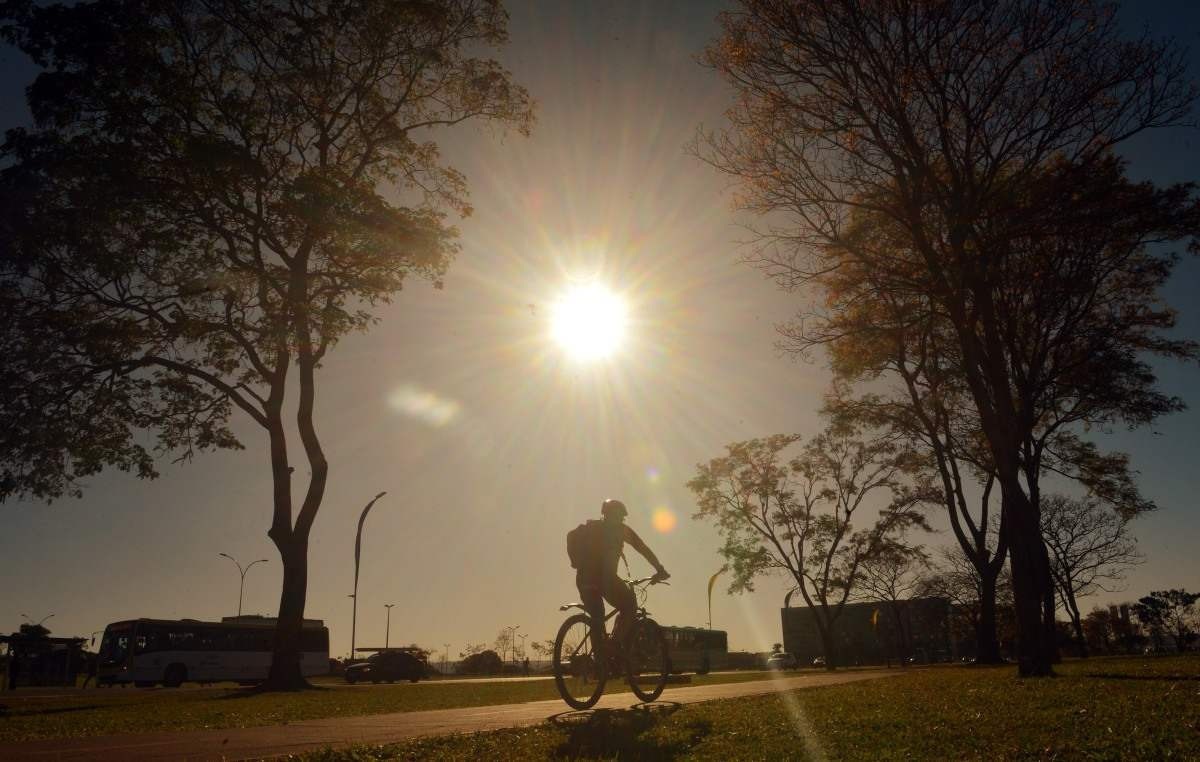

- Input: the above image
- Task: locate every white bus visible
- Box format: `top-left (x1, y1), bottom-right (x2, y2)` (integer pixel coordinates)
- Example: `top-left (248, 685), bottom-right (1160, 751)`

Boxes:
top-left (662, 626), bottom-right (728, 674)
top-left (97, 616), bottom-right (329, 687)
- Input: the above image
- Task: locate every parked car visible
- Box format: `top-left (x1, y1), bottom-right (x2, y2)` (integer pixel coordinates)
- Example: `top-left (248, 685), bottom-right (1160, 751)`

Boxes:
top-left (344, 649), bottom-right (427, 684)
top-left (811, 656), bottom-right (826, 667)
top-left (766, 652), bottom-right (799, 670)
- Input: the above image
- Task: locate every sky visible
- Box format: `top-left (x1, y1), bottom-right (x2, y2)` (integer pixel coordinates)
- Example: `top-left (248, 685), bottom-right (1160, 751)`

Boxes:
top-left (1, 1), bottom-right (1198, 660)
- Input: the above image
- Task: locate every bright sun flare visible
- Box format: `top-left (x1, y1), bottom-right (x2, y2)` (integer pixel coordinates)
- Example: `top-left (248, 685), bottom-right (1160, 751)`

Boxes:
top-left (550, 283), bottom-right (628, 362)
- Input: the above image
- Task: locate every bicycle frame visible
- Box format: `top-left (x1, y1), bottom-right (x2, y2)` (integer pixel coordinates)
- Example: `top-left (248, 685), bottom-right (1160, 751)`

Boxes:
top-left (557, 576), bottom-right (660, 639)
top-left (553, 576), bottom-right (669, 709)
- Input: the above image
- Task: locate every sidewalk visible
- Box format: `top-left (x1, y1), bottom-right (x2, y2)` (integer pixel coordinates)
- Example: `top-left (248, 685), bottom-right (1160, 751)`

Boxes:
top-left (8, 670), bottom-right (897, 761)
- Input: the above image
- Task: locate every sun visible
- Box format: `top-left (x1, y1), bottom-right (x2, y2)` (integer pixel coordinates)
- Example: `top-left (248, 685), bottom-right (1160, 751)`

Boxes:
top-left (550, 282), bottom-right (628, 362)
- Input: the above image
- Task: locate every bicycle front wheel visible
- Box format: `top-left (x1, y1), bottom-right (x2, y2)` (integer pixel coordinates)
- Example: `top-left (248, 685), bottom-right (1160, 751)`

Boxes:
top-left (626, 617), bottom-right (669, 703)
top-left (553, 613), bottom-right (606, 709)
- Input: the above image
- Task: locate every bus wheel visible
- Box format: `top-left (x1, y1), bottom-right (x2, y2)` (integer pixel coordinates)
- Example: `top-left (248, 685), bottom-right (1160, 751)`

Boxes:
top-left (163, 664), bottom-right (187, 688)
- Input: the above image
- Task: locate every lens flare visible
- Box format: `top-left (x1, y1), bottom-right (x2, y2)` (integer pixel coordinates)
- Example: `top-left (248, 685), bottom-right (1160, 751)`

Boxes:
top-left (651, 507), bottom-right (677, 533)
top-left (387, 384), bottom-right (460, 427)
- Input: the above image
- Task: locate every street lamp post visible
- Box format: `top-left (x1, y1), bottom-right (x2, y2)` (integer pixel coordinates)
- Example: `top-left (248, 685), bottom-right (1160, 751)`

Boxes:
top-left (351, 491), bottom-right (387, 662)
top-left (443, 642), bottom-right (450, 674)
top-left (346, 594), bottom-right (355, 660)
top-left (384, 604), bottom-right (394, 650)
top-left (218, 553), bottom-right (269, 618)
top-left (20, 613), bottom-right (54, 628)
top-left (506, 624), bottom-right (521, 665)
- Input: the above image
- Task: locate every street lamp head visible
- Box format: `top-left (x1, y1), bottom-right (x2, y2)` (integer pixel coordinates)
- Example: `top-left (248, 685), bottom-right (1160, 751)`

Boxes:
top-left (375, 491), bottom-right (387, 499)
top-left (219, 552), bottom-right (232, 559)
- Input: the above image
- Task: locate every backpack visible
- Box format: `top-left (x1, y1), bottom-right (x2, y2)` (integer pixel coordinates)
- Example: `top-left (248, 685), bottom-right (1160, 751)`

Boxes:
top-left (566, 520), bottom-right (605, 571)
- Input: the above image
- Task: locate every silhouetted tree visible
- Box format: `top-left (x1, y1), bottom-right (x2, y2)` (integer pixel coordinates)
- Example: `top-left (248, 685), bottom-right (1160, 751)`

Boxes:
top-left (1133, 590), bottom-right (1199, 653)
top-left (529, 639), bottom-right (554, 660)
top-left (458, 648), bottom-right (503, 675)
top-left (16, 623), bottom-right (51, 639)
top-left (694, 0), bottom-right (1199, 676)
top-left (459, 642), bottom-right (486, 659)
top-left (921, 544), bottom-right (1017, 661)
top-left (493, 628), bottom-right (517, 664)
top-left (835, 388), bottom-right (1010, 664)
top-left (687, 421), bottom-right (930, 669)
top-left (856, 544), bottom-right (928, 665)
top-left (1040, 495), bottom-right (1144, 656)
top-left (1082, 607), bottom-right (1116, 656)
top-left (0, 0), bottom-right (533, 690)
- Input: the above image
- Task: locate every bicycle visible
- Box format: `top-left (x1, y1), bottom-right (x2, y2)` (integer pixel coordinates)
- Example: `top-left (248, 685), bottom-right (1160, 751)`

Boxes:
top-left (552, 576), bottom-right (671, 710)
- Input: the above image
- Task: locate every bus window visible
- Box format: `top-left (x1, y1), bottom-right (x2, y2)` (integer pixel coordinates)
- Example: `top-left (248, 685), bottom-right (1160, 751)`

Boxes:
top-left (100, 628), bottom-right (130, 665)
top-left (200, 628), bottom-right (234, 651)
top-left (134, 624), bottom-right (165, 654)
top-left (229, 629), bottom-right (256, 651)
top-left (167, 628), bottom-right (196, 650)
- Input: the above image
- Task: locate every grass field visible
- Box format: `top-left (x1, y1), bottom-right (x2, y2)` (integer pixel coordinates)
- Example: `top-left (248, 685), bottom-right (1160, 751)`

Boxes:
top-left (0, 670), bottom-right (782, 742)
top-left (293, 655), bottom-right (1200, 761)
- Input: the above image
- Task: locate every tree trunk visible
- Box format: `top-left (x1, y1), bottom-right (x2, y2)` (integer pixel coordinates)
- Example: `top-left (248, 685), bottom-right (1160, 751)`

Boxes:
top-left (1043, 572), bottom-right (1061, 664)
top-left (976, 570), bottom-right (1003, 664)
top-left (816, 620), bottom-right (837, 671)
top-left (892, 603), bottom-right (910, 666)
top-left (264, 534), bottom-right (311, 690)
top-left (1068, 602), bottom-right (1088, 658)
top-left (1002, 487), bottom-right (1055, 676)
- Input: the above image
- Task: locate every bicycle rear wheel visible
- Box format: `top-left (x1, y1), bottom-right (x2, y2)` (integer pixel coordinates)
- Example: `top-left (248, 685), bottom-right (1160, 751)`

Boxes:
top-left (626, 617), bottom-right (669, 703)
top-left (553, 613), bottom-right (606, 709)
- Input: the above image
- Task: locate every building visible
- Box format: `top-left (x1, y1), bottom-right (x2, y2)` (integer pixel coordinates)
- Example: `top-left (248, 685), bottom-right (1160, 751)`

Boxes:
top-left (781, 597), bottom-right (954, 666)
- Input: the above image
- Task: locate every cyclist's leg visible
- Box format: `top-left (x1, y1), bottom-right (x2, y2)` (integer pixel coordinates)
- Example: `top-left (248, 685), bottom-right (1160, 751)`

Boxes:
top-left (576, 571), bottom-right (605, 654)
top-left (603, 575), bottom-right (637, 646)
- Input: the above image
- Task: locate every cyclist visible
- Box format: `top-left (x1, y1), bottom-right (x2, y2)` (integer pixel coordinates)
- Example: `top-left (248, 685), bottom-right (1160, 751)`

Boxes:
top-left (575, 499), bottom-right (670, 653)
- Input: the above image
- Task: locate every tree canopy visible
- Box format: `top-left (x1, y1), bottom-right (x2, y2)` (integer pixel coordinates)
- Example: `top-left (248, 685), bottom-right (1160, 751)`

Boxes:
top-left (694, 0), bottom-right (1199, 676)
top-left (1040, 494), bottom-right (1144, 656)
top-left (687, 422), bottom-right (929, 667)
top-left (0, 0), bottom-right (533, 688)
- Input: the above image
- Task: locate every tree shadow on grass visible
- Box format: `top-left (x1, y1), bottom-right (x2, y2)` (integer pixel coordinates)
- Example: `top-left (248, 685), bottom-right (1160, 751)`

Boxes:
top-left (547, 702), bottom-right (712, 760)
top-left (1, 703), bottom-right (101, 717)
top-left (1085, 673), bottom-right (1200, 682)
top-left (217, 682), bottom-right (331, 700)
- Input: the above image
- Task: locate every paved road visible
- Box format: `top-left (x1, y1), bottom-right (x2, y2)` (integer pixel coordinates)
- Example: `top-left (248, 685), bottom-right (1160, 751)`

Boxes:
top-left (8, 670), bottom-right (897, 761)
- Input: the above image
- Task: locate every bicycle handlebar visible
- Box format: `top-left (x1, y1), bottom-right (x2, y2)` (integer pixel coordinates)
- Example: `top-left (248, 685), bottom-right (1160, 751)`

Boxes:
top-left (630, 576), bottom-right (670, 586)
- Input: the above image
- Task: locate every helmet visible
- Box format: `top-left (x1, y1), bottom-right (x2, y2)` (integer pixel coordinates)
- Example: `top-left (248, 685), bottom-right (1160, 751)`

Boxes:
top-left (600, 499), bottom-right (628, 519)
